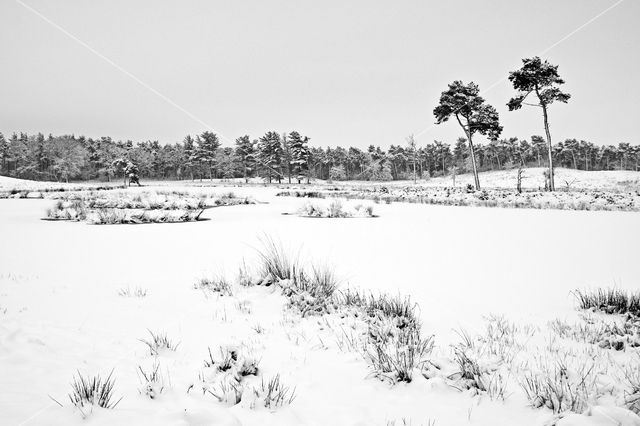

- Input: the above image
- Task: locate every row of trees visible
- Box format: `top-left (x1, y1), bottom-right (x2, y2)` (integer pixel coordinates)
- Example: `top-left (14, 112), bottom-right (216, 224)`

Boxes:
top-left (0, 57), bottom-right (636, 186)
top-left (0, 129), bottom-right (637, 184)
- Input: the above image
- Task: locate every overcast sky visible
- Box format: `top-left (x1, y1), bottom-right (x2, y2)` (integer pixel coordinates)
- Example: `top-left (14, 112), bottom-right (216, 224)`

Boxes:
top-left (0, 0), bottom-right (638, 149)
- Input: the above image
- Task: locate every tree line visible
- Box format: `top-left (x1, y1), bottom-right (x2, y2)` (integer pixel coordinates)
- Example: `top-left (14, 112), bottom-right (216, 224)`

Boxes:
top-left (0, 57), bottom-right (637, 186)
top-left (1, 129), bottom-right (637, 185)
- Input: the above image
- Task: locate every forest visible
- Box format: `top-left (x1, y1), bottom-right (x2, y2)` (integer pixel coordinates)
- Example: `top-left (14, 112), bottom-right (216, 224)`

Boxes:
top-left (0, 129), bottom-right (638, 184)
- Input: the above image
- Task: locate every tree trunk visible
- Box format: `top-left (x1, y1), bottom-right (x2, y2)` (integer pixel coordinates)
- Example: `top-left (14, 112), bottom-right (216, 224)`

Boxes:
top-left (413, 153), bottom-right (417, 184)
top-left (468, 135), bottom-right (480, 190)
top-left (541, 104), bottom-right (555, 191)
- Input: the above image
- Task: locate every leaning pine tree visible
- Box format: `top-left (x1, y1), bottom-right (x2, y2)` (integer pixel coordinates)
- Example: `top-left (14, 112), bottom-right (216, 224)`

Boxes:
top-left (507, 57), bottom-right (570, 192)
top-left (434, 81), bottom-right (502, 190)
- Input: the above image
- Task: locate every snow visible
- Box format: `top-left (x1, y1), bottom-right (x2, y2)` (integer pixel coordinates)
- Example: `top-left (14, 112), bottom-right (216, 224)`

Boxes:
top-left (1, 182), bottom-right (640, 425)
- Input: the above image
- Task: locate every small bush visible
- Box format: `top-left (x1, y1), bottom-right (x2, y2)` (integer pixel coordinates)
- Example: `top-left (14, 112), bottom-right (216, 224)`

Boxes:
top-left (68, 370), bottom-right (122, 413)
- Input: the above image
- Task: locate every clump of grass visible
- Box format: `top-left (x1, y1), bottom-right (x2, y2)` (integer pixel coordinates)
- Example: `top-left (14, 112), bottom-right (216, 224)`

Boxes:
top-left (338, 288), bottom-right (431, 383)
top-left (139, 330), bottom-right (180, 355)
top-left (204, 347), bottom-right (238, 371)
top-left (256, 237), bottom-right (300, 284)
top-left (573, 288), bottom-right (640, 316)
top-left (89, 208), bottom-right (204, 224)
top-left (251, 374), bottom-right (296, 409)
top-left (296, 200), bottom-right (375, 218)
top-left (282, 265), bottom-right (340, 317)
top-left (199, 347), bottom-right (261, 406)
top-left (195, 276), bottom-right (233, 296)
top-left (137, 362), bottom-right (165, 399)
top-left (208, 379), bottom-right (244, 405)
top-left (623, 359), bottom-right (640, 413)
top-left (520, 358), bottom-right (597, 414)
top-left (68, 370), bottom-right (122, 415)
top-left (45, 199), bottom-right (88, 221)
top-left (118, 286), bottom-right (148, 298)
top-left (340, 289), bottom-right (419, 327)
top-left (451, 347), bottom-right (487, 392)
top-left (364, 323), bottom-right (434, 383)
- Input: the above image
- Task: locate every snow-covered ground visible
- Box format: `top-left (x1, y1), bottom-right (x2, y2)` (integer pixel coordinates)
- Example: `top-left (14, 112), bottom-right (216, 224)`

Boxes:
top-left (1, 183), bottom-right (640, 425)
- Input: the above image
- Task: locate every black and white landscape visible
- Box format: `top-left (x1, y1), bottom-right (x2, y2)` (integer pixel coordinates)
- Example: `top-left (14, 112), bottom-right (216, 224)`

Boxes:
top-left (1, 1), bottom-right (640, 425)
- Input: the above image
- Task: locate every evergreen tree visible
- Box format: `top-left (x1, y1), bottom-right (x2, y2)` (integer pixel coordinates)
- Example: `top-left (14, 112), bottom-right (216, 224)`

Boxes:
top-left (0, 132), bottom-right (8, 173)
top-left (508, 57), bottom-right (571, 191)
top-left (197, 131), bottom-right (220, 180)
top-left (234, 135), bottom-right (256, 183)
top-left (288, 131), bottom-right (311, 183)
top-left (434, 80), bottom-right (502, 190)
top-left (258, 131), bottom-right (283, 183)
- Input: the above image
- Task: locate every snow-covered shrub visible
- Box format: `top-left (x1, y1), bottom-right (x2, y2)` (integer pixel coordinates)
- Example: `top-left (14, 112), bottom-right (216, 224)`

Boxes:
top-left (67, 370), bottom-right (122, 415)
top-left (139, 330), bottom-right (180, 356)
top-left (137, 362), bottom-right (165, 399)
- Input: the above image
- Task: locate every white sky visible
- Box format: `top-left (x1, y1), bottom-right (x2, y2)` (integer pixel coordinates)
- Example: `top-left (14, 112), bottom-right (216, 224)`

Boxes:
top-left (0, 0), bottom-right (637, 149)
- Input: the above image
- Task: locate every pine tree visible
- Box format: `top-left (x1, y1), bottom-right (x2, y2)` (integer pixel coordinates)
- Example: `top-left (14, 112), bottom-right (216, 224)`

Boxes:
top-left (182, 135), bottom-right (195, 180)
top-left (434, 80), bottom-right (502, 190)
top-left (508, 57), bottom-right (571, 191)
top-left (197, 131), bottom-right (220, 180)
top-left (234, 135), bottom-right (255, 183)
top-left (258, 131), bottom-right (283, 183)
top-left (0, 132), bottom-right (8, 174)
top-left (288, 131), bottom-right (311, 183)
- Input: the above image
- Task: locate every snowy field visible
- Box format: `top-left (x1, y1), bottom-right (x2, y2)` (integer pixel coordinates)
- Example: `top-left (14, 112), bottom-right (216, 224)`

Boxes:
top-left (1, 181), bottom-right (640, 425)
